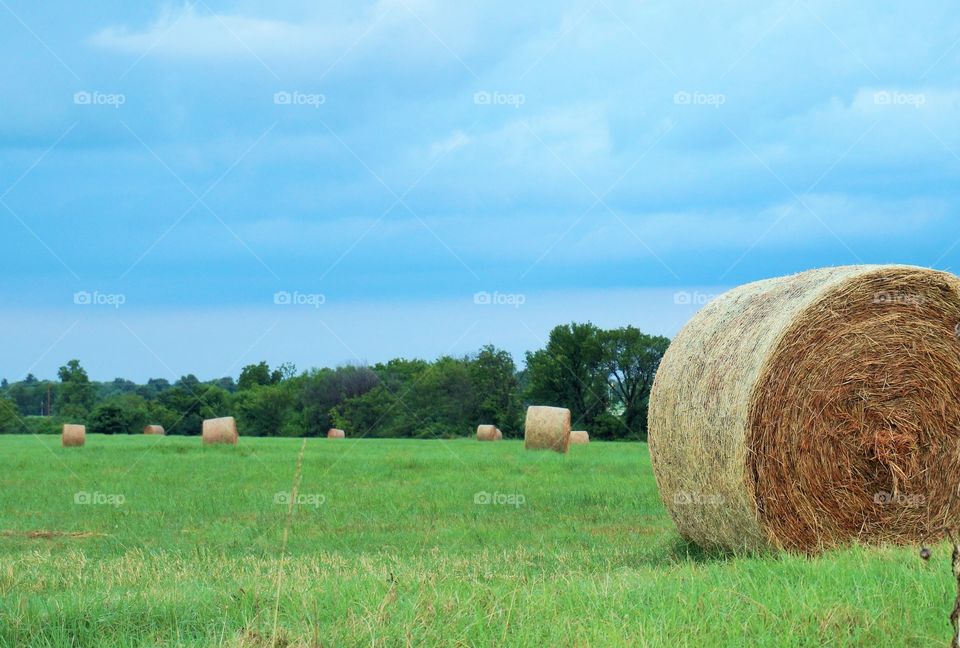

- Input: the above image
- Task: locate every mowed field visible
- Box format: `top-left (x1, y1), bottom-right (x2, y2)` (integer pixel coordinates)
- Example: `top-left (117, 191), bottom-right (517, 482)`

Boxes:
top-left (0, 435), bottom-right (953, 647)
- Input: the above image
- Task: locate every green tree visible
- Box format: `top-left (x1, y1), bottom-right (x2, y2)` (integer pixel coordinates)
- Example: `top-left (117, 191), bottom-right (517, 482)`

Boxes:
top-left (238, 362), bottom-right (277, 391)
top-left (56, 360), bottom-right (95, 420)
top-left (136, 377), bottom-right (172, 400)
top-left (159, 379), bottom-right (231, 435)
top-left (524, 323), bottom-right (609, 430)
top-left (301, 365), bottom-right (381, 435)
top-left (468, 345), bottom-right (522, 434)
top-left (233, 382), bottom-right (299, 437)
top-left (601, 327), bottom-right (670, 439)
top-left (330, 360), bottom-right (427, 438)
top-left (407, 356), bottom-right (475, 437)
top-left (6, 375), bottom-right (54, 416)
top-left (88, 399), bottom-right (145, 435)
top-left (0, 394), bottom-right (21, 434)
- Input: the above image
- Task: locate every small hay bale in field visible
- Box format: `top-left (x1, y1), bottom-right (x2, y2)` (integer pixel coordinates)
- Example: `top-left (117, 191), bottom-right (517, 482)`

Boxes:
top-left (62, 424), bottom-right (85, 447)
top-left (495, 428), bottom-right (503, 440)
top-left (327, 428), bottom-right (345, 439)
top-left (202, 417), bottom-right (238, 445)
top-left (524, 406), bottom-right (571, 453)
top-left (476, 424), bottom-right (500, 441)
top-left (648, 265), bottom-right (960, 553)
top-left (143, 425), bottom-right (165, 435)
top-left (569, 430), bottom-right (589, 445)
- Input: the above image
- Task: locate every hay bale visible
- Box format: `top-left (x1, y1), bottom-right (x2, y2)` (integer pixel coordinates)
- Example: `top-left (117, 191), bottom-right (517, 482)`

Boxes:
top-left (648, 265), bottom-right (960, 553)
top-left (570, 430), bottom-right (590, 445)
top-left (327, 428), bottom-right (345, 439)
top-left (524, 406), bottom-right (571, 453)
top-left (143, 425), bottom-right (165, 435)
top-left (476, 424), bottom-right (500, 441)
top-left (202, 417), bottom-right (238, 445)
top-left (62, 424), bottom-right (85, 447)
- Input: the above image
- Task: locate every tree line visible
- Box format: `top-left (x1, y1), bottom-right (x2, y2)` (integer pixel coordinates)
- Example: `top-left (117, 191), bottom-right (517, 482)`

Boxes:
top-left (0, 323), bottom-right (670, 441)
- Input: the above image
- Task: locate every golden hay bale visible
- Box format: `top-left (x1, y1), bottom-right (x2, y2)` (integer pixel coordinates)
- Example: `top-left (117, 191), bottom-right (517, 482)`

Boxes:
top-left (143, 425), bottom-right (165, 435)
top-left (327, 428), bottom-right (345, 439)
top-left (524, 406), bottom-right (571, 453)
top-left (648, 265), bottom-right (960, 553)
top-left (476, 424), bottom-right (500, 441)
top-left (569, 430), bottom-right (590, 445)
top-left (202, 417), bottom-right (238, 445)
top-left (61, 424), bottom-right (85, 447)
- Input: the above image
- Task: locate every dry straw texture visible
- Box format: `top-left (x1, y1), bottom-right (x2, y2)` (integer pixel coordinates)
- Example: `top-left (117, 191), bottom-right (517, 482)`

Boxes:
top-left (327, 428), bottom-right (346, 439)
top-left (476, 425), bottom-right (500, 441)
top-left (143, 425), bottom-right (165, 435)
top-left (648, 265), bottom-right (960, 553)
top-left (570, 430), bottom-right (590, 445)
top-left (61, 424), bottom-right (85, 447)
top-left (202, 417), bottom-right (238, 445)
top-left (495, 428), bottom-right (503, 440)
top-left (524, 406), bottom-right (571, 453)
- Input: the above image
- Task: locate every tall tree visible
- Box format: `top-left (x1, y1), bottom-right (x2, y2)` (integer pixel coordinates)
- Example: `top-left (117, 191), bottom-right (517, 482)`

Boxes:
top-left (601, 327), bottom-right (670, 438)
top-left (524, 323), bottom-right (609, 429)
top-left (238, 362), bottom-right (276, 390)
top-left (56, 359), bottom-right (95, 419)
top-left (300, 365), bottom-right (380, 435)
top-left (468, 345), bottom-right (522, 433)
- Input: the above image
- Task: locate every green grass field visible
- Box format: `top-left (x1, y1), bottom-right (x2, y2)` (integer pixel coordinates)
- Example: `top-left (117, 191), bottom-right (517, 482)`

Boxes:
top-left (0, 434), bottom-right (954, 647)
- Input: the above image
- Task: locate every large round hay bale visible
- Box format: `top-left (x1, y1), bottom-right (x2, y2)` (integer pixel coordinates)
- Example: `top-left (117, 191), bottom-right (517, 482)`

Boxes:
top-left (327, 428), bottom-right (345, 439)
top-left (570, 430), bottom-right (589, 445)
top-left (649, 265), bottom-right (960, 553)
top-left (202, 417), bottom-right (238, 445)
top-left (62, 424), bottom-right (85, 447)
top-left (143, 425), bottom-right (165, 435)
top-left (476, 424), bottom-right (500, 441)
top-left (524, 406), bottom-right (571, 453)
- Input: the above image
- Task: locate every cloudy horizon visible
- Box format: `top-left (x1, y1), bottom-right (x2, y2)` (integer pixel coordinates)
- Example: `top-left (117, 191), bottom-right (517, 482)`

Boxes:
top-left (2, 1), bottom-right (959, 380)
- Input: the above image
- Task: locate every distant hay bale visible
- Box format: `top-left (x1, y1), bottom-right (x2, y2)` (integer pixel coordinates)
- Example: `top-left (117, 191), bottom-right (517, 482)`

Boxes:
top-left (202, 417), bottom-right (238, 445)
top-left (494, 428), bottom-right (503, 440)
top-left (61, 424), bottom-right (85, 447)
top-left (569, 430), bottom-right (589, 445)
top-left (327, 428), bottom-right (345, 439)
top-left (648, 265), bottom-right (960, 553)
top-left (476, 424), bottom-right (500, 441)
top-left (524, 406), bottom-right (571, 453)
top-left (143, 425), bottom-right (165, 435)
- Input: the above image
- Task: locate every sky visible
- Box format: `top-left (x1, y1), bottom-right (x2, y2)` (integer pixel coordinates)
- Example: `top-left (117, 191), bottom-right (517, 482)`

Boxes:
top-left (1, 0), bottom-right (959, 381)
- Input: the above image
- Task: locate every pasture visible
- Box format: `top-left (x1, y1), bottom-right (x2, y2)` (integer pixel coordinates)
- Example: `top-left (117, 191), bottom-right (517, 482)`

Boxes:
top-left (0, 435), bottom-right (950, 646)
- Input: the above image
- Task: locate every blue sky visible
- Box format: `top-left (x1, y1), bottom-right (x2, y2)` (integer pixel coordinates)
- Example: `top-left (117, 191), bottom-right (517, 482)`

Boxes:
top-left (1, 0), bottom-right (959, 380)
